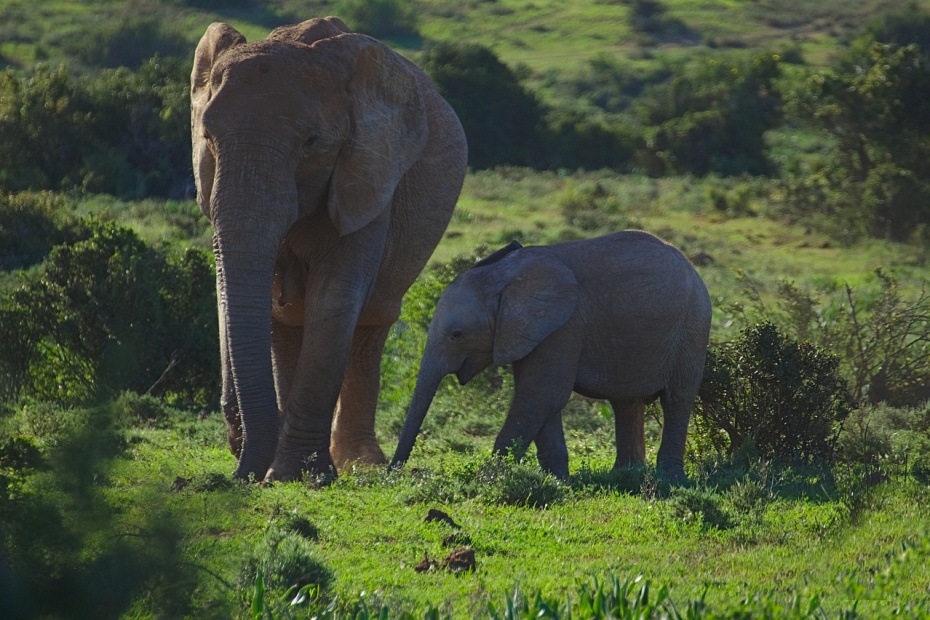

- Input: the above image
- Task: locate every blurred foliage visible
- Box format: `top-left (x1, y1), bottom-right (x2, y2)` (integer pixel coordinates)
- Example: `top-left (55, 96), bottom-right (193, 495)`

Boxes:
top-left (0, 219), bottom-right (217, 407)
top-left (694, 323), bottom-right (852, 464)
top-left (61, 14), bottom-right (189, 69)
top-left (0, 402), bottom-right (193, 619)
top-left (334, 0), bottom-right (418, 38)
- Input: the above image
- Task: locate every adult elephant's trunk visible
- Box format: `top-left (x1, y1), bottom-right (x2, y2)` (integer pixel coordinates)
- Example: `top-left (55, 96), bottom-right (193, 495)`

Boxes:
top-left (390, 357), bottom-right (448, 469)
top-left (212, 162), bottom-right (297, 480)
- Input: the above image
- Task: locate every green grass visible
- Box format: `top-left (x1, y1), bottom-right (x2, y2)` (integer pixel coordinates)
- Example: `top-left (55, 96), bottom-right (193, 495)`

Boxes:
top-left (81, 403), bottom-right (930, 617)
top-left (2, 2), bottom-right (930, 616)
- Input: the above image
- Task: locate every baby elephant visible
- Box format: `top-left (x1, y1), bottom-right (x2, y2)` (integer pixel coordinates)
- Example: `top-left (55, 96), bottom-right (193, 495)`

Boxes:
top-left (390, 231), bottom-right (712, 480)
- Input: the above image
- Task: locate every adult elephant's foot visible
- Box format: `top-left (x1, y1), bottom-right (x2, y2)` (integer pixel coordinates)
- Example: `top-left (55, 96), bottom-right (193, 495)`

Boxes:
top-left (330, 437), bottom-right (387, 472)
top-left (264, 450), bottom-right (336, 483)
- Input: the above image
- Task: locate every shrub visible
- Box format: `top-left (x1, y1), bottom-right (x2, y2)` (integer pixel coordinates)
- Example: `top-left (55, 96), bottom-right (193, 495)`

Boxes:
top-left (0, 60), bottom-right (191, 199)
top-left (738, 271), bottom-right (930, 407)
top-left (239, 518), bottom-right (331, 594)
top-left (0, 192), bottom-right (80, 270)
top-left (669, 486), bottom-right (733, 529)
top-left (0, 220), bottom-right (217, 407)
top-left (559, 181), bottom-right (637, 232)
top-left (693, 323), bottom-right (852, 463)
top-left (837, 402), bottom-right (930, 481)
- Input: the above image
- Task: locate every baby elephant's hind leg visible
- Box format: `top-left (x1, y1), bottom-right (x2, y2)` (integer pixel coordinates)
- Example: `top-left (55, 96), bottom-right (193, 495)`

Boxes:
top-left (611, 399), bottom-right (646, 468)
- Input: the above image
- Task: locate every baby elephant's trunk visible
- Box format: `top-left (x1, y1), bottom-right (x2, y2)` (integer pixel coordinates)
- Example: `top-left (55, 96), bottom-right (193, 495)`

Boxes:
top-left (390, 365), bottom-right (444, 468)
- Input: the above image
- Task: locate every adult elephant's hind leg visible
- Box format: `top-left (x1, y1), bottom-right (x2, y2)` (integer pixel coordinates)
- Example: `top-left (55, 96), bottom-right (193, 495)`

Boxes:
top-left (611, 399), bottom-right (646, 469)
top-left (330, 323), bottom-right (391, 470)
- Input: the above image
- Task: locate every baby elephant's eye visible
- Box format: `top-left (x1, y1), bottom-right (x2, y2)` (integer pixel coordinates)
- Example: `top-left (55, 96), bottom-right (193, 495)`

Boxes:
top-left (450, 329), bottom-right (464, 341)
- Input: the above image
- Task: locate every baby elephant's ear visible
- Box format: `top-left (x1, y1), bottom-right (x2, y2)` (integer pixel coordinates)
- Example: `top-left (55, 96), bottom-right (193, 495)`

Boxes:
top-left (493, 255), bottom-right (579, 366)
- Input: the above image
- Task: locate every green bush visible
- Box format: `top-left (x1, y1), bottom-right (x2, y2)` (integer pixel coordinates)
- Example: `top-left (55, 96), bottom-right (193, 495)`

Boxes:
top-left (738, 271), bottom-right (930, 407)
top-left (239, 517), bottom-right (331, 594)
top-left (559, 181), bottom-right (637, 232)
top-left (0, 191), bottom-right (80, 270)
top-left (0, 59), bottom-right (191, 199)
top-left (693, 323), bottom-right (852, 463)
top-left (0, 220), bottom-right (217, 407)
top-left (334, 0), bottom-right (418, 38)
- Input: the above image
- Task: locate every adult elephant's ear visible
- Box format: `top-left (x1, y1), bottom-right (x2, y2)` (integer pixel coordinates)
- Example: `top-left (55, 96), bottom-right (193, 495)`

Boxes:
top-left (493, 255), bottom-right (579, 366)
top-left (191, 23), bottom-right (245, 212)
top-left (328, 39), bottom-right (428, 235)
top-left (191, 22), bottom-right (246, 106)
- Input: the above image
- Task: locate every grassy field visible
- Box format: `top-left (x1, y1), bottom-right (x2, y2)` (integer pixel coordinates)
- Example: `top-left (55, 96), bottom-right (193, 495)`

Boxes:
top-left (8, 169), bottom-right (922, 617)
top-left (42, 398), bottom-right (922, 618)
top-left (2, 1), bottom-right (930, 617)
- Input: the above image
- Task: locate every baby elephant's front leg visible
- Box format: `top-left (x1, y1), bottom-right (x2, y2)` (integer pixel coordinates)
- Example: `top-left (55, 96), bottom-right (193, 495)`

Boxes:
top-left (534, 412), bottom-right (569, 479)
top-left (494, 359), bottom-right (574, 478)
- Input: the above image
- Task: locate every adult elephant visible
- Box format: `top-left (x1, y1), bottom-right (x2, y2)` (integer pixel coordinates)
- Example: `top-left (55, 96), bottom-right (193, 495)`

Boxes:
top-left (191, 17), bottom-right (467, 481)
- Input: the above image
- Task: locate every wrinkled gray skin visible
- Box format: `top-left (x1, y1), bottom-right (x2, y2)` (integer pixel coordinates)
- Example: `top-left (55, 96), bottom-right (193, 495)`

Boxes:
top-left (391, 231), bottom-right (712, 480)
top-left (191, 17), bottom-right (467, 481)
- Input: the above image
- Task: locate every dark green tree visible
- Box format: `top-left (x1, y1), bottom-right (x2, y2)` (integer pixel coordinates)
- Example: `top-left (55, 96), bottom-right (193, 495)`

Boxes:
top-left (637, 52), bottom-right (782, 176)
top-left (786, 43), bottom-right (930, 240)
top-left (420, 42), bottom-right (547, 169)
top-left (0, 59), bottom-right (192, 198)
top-left (0, 64), bottom-right (95, 191)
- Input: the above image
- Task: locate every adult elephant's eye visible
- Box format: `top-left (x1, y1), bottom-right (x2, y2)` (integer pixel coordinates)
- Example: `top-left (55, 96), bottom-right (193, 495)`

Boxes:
top-left (301, 135), bottom-right (320, 156)
top-left (450, 329), bottom-right (464, 341)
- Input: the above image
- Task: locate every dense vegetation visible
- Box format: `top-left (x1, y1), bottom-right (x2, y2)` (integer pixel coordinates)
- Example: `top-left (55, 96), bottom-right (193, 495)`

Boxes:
top-left (1, 0), bottom-right (929, 617)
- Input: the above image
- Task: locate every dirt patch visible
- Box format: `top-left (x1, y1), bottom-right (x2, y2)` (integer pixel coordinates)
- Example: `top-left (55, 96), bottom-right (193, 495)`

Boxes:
top-left (414, 547), bottom-right (476, 574)
top-left (415, 509), bottom-right (476, 573)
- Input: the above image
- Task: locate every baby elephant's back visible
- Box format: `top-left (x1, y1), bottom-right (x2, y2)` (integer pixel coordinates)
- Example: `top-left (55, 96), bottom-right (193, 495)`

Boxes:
top-left (549, 231), bottom-right (711, 394)
top-left (551, 230), bottom-right (708, 315)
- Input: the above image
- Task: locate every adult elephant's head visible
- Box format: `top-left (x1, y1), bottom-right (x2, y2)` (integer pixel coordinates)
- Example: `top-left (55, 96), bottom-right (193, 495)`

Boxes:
top-left (191, 17), bottom-right (428, 479)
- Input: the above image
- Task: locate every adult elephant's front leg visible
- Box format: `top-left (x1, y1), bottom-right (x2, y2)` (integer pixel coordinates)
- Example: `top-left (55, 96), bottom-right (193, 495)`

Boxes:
top-left (265, 221), bottom-right (389, 482)
top-left (330, 323), bottom-right (392, 470)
